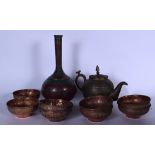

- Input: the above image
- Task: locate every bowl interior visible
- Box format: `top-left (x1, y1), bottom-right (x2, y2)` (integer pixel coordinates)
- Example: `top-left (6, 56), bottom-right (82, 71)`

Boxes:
top-left (7, 99), bottom-right (38, 108)
top-left (13, 89), bottom-right (40, 98)
top-left (118, 95), bottom-right (151, 105)
top-left (80, 96), bottom-right (113, 109)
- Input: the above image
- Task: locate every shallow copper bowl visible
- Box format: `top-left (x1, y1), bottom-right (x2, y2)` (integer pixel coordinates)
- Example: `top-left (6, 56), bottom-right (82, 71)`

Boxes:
top-left (39, 99), bottom-right (73, 122)
top-left (117, 95), bottom-right (151, 119)
top-left (13, 89), bottom-right (40, 100)
top-left (79, 96), bottom-right (113, 122)
top-left (7, 99), bottom-right (39, 118)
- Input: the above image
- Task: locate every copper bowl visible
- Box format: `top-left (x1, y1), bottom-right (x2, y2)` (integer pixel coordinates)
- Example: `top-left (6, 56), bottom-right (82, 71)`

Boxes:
top-left (40, 99), bottom-right (73, 122)
top-left (79, 96), bottom-right (113, 122)
top-left (7, 99), bottom-right (39, 118)
top-left (13, 89), bottom-right (40, 100)
top-left (117, 95), bottom-right (151, 119)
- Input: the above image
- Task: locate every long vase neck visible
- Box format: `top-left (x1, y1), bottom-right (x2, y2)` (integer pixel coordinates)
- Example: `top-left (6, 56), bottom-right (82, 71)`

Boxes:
top-left (52, 35), bottom-right (67, 79)
top-left (55, 35), bottom-right (63, 70)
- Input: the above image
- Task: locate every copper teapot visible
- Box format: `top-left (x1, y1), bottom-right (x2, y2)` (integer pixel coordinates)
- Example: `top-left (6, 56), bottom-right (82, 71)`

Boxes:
top-left (75, 66), bottom-right (128, 101)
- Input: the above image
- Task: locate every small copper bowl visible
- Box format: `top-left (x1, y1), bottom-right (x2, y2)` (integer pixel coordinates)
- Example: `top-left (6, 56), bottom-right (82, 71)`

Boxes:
top-left (117, 95), bottom-right (151, 119)
top-left (40, 99), bottom-right (73, 122)
top-left (7, 99), bottom-right (39, 118)
top-left (13, 89), bottom-right (40, 100)
top-left (79, 96), bottom-right (113, 122)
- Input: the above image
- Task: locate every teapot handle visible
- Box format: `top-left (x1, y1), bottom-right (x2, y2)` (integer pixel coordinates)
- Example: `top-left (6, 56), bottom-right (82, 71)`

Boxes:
top-left (75, 70), bottom-right (86, 91)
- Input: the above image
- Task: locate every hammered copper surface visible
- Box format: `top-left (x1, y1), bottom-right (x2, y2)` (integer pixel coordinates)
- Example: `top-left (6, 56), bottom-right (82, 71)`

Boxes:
top-left (117, 95), bottom-right (151, 119)
top-left (75, 66), bottom-right (127, 101)
top-left (39, 99), bottom-right (73, 122)
top-left (79, 96), bottom-right (113, 122)
top-left (40, 99), bottom-right (73, 111)
top-left (7, 99), bottom-right (39, 118)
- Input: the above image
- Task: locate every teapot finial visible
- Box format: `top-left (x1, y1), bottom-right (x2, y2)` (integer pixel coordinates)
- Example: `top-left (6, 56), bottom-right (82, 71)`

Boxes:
top-left (96, 65), bottom-right (100, 75)
top-left (76, 70), bottom-right (81, 75)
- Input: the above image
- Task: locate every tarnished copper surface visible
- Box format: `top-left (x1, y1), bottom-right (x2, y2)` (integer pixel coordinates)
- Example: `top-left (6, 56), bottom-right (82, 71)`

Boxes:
top-left (117, 95), bottom-right (151, 119)
top-left (79, 96), bottom-right (113, 122)
top-left (41, 35), bottom-right (76, 100)
top-left (40, 99), bottom-right (73, 122)
top-left (7, 99), bottom-right (39, 118)
top-left (75, 66), bottom-right (127, 101)
top-left (13, 89), bottom-right (40, 100)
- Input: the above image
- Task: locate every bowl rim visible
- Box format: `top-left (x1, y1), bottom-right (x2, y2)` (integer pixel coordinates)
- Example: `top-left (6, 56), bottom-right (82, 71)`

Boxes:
top-left (79, 95), bottom-right (113, 111)
top-left (7, 99), bottom-right (38, 108)
top-left (117, 94), bottom-right (151, 104)
top-left (39, 99), bottom-right (73, 110)
top-left (80, 105), bottom-right (113, 111)
top-left (13, 89), bottom-right (40, 97)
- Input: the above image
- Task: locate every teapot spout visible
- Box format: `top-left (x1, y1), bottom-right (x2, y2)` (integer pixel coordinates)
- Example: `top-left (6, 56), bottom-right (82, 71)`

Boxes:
top-left (111, 82), bottom-right (128, 101)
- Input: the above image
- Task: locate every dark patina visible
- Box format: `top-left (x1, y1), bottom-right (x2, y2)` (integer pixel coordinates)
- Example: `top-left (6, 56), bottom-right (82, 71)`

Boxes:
top-left (39, 99), bottom-right (73, 122)
top-left (7, 98), bottom-right (39, 118)
top-left (79, 96), bottom-right (113, 122)
top-left (117, 95), bottom-right (151, 119)
top-left (75, 65), bottom-right (128, 101)
top-left (13, 89), bottom-right (40, 100)
top-left (41, 35), bottom-right (77, 100)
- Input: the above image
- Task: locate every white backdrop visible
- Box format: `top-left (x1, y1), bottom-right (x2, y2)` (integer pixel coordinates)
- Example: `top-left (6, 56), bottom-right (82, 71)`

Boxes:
top-left (0, 30), bottom-right (154, 124)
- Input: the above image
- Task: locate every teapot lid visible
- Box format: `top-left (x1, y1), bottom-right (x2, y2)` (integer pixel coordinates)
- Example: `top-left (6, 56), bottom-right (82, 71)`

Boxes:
top-left (89, 65), bottom-right (108, 80)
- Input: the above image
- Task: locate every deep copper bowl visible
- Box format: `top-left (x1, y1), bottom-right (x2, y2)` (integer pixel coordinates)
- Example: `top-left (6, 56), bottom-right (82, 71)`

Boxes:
top-left (13, 89), bottom-right (40, 100)
top-left (7, 99), bottom-right (39, 118)
top-left (39, 99), bottom-right (73, 122)
top-left (117, 95), bottom-right (151, 119)
top-left (79, 96), bottom-right (113, 122)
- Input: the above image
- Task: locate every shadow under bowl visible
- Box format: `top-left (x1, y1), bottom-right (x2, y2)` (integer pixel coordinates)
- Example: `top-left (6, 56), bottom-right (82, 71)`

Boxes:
top-left (7, 99), bottom-right (39, 118)
top-left (39, 99), bottom-right (73, 122)
top-left (79, 96), bottom-right (113, 122)
top-left (117, 95), bottom-right (151, 119)
top-left (13, 89), bottom-right (40, 100)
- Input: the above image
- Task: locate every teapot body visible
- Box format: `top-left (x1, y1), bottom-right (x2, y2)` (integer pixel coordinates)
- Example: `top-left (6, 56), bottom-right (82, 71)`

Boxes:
top-left (75, 66), bottom-right (128, 101)
top-left (82, 78), bottom-right (114, 98)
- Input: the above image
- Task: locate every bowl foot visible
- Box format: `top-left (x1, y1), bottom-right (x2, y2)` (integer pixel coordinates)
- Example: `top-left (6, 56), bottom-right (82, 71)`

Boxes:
top-left (88, 118), bottom-right (105, 122)
top-left (47, 117), bottom-right (68, 122)
top-left (126, 114), bottom-right (140, 119)
top-left (15, 115), bottom-right (31, 119)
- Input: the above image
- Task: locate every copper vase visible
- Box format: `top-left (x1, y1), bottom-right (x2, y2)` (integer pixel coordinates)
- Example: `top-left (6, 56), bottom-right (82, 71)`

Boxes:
top-left (41, 35), bottom-right (77, 100)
